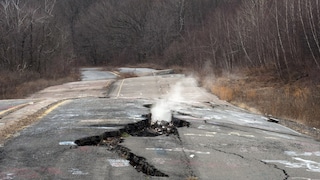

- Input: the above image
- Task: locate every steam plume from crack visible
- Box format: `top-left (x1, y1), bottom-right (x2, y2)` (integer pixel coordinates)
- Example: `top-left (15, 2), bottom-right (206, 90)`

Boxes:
top-left (151, 77), bottom-right (198, 124)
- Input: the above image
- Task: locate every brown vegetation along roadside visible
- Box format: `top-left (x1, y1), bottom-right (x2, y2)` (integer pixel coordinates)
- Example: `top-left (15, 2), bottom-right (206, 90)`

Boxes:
top-left (0, 70), bottom-right (80, 99)
top-left (204, 67), bottom-right (320, 139)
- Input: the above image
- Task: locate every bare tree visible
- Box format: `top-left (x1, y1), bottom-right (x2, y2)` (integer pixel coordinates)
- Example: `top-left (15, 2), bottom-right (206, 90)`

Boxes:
top-left (298, 0), bottom-right (320, 70)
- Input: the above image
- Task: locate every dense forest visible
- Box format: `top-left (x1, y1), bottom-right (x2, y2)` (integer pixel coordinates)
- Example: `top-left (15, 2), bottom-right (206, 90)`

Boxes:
top-left (1, 0), bottom-right (320, 98)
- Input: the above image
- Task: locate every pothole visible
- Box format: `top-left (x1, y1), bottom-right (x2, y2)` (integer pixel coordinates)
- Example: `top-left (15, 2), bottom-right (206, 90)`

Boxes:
top-left (74, 112), bottom-right (190, 177)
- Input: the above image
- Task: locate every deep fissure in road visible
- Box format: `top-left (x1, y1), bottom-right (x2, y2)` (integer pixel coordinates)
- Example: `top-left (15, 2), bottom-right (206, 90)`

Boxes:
top-left (74, 113), bottom-right (190, 177)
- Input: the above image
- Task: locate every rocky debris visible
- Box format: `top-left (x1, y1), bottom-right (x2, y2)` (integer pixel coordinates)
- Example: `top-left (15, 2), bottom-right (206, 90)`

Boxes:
top-left (151, 120), bottom-right (177, 136)
top-left (265, 115), bottom-right (279, 123)
top-left (172, 116), bottom-right (190, 127)
top-left (100, 137), bottom-right (124, 150)
top-left (150, 113), bottom-right (190, 136)
top-left (75, 130), bottom-right (123, 147)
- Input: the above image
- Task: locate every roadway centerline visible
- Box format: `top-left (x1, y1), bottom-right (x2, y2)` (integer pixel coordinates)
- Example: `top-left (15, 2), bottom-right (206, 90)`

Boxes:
top-left (37, 100), bottom-right (71, 120)
top-left (116, 79), bottom-right (125, 98)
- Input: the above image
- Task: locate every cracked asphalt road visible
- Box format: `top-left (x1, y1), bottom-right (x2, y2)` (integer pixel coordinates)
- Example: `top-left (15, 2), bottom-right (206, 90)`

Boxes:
top-left (0, 68), bottom-right (319, 180)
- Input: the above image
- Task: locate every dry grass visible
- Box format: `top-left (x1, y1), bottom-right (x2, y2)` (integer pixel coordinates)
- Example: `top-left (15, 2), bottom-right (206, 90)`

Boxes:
top-left (207, 71), bottom-right (320, 129)
top-left (118, 72), bottom-right (138, 79)
top-left (211, 86), bottom-right (234, 102)
top-left (0, 70), bottom-right (80, 99)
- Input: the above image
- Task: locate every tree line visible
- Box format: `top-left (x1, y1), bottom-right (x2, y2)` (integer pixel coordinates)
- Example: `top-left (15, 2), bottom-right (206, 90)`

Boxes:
top-left (1, 0), bottom-right (320, 82)
top-left (173, 0), bottom-right (320, 81)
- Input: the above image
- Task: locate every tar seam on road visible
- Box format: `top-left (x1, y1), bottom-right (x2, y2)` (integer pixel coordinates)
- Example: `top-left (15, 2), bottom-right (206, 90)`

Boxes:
top-left (37, 100), bottom-right (71, 120)
top-left (117, 79), bottom-right (125, 98)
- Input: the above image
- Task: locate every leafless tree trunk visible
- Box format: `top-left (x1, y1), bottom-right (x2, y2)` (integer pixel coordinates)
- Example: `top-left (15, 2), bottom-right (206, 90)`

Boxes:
top-left (209, 31), bottom-right (217, 67)
top-left (178, 0), bottom-right (185, 34)
top-left (275, 0), bottom-right (290, 76)
top-left (237, 16), bottom-right (252, 66)
top-left (298, 0), bottom-right (320, 69)
top-left (284, 0), bottom-right (294, 61)
top-left (306, 1), bottom-right (320, 62)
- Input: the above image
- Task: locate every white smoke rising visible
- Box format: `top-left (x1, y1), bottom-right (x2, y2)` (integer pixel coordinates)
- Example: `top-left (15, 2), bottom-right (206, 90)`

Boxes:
top-left (151, 77), bottom-right (198, 124)
top-left (150, 100), bottom-right (172, 123)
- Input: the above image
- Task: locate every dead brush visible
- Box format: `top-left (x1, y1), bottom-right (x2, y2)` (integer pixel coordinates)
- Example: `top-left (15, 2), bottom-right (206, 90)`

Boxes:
top-left (118, 72), bottom-right (138, 79)
top-left (186, 176), bottom-right (199, 180)
top-left (0, 70), bottom-right (79, 99)
top-left (211, 86), bottom-right (234, 102)
top-left (209, 74), bottom-right (320, 129)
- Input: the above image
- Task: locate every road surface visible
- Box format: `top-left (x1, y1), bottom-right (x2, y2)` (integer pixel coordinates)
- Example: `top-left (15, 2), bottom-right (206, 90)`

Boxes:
top-left (0, 68), bottom-right (319, 180)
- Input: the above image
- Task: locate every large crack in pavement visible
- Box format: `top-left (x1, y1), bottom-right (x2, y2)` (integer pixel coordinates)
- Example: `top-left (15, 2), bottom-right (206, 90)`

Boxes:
top-left (169, 116), bottom-right (197, 179)
top-left (199, 117), bottom-right (291, 180)
top-left (74, 113), bottom-right (191, 177)
top-left (115, 145), bottom-right (169, 177)
top-left (260, 160), bottom-right (289, 180)
top-left (205, 144), bottom-right (290, 180)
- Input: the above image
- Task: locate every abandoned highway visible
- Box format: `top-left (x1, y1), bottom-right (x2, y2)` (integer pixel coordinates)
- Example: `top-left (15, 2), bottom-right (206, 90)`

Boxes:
top-left (0, 68), bottom-right (319, 180)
